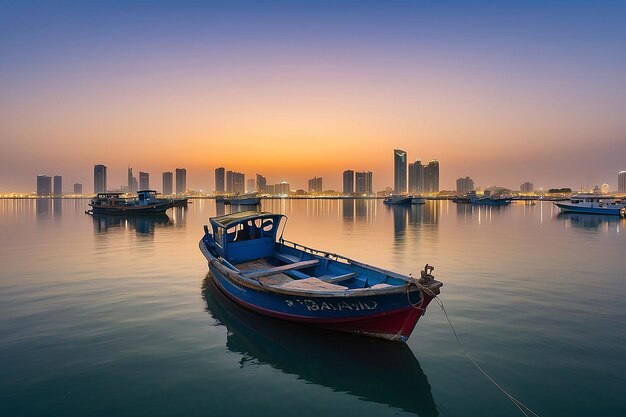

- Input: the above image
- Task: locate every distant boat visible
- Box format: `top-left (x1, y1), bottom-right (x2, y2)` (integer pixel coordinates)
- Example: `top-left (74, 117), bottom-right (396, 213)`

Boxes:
top-left (383, 195), bottom-right (412, 205)
top-left (87, 190), bottom-right (171, 215)
top-left (469, 191), bottom-right (511, 206)
top-left (452, 195), bottom-right (472, 204)
top-left (410, 196), bottom-right (426, 205)
top-left (199, 211), bottom-right (443, 342)
top-left (554, 195), bottom-right (625, 216)
top-left (225, 194), bottom-right (261, 205)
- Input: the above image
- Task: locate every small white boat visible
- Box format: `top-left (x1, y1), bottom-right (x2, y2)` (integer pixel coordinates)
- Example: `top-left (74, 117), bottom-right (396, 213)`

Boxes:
top-left (554, 195), bottom-right (625, 216)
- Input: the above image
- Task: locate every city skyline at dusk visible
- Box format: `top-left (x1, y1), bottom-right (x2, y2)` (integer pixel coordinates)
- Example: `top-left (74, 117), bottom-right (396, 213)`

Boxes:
top-left (2, 1), bottom-right (625, 192)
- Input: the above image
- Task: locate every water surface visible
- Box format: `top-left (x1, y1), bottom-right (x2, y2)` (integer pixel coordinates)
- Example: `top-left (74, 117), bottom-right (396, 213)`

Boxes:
top-left (1, 198), bottom-right (624, 416)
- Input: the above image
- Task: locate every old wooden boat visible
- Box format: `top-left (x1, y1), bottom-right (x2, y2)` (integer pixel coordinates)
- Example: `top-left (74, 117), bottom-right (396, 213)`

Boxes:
top-left (199, 211), bottom-right (443, 342)
top-left (87, 190), bottom-right (171, 215)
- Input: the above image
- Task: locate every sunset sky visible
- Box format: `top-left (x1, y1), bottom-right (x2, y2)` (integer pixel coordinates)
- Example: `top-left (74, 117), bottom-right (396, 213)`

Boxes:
top-left (1, 1), bottom-right (625, 192)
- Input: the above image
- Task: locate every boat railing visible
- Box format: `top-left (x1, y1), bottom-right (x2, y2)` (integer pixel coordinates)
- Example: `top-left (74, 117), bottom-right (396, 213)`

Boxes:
top-left (279, 238), bottom-right (410, 281)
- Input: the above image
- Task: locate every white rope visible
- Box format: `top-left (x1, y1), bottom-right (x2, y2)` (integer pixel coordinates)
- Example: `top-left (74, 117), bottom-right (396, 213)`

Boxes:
top-left (430, 294), bottom-right (541, 417)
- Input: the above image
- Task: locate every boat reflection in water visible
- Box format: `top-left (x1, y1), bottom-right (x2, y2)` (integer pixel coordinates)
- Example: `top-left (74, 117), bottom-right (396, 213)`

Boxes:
top-left (201, 276), bottom-right (439, 417)
top-left (91, 213), bottom-right (171, 235)
top-left (557, 212), bottom-right (624, 230)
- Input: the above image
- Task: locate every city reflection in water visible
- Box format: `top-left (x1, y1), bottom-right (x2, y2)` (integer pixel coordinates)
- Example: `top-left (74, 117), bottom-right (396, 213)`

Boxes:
top-left (341, 199), bottom-right (377, 223)
top-left (557, 212), bottom-right (624, 231)
top-left (201, 276), bottom-right (439, 417)
top-left (91, 213), bottom-right (172, 235)
top-left (36, 198), bottom-right (52, 216)
top-left (386, 202), bottom-right (440, 243)
top-left (454, 202), bottom-right (509, 224)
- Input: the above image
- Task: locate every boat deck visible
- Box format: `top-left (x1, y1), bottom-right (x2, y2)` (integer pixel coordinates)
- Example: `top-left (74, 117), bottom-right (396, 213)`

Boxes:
top-left (235, 258), bottom-right (349, 291)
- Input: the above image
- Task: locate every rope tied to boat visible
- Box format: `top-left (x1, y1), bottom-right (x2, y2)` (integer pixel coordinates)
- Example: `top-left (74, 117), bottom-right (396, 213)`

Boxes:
top-left (410, 267), bottom-right (541, 417)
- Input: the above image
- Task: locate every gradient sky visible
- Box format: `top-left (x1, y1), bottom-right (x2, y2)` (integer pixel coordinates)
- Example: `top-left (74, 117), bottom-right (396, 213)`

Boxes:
top-left (1, 0), bottom-right (625, 193)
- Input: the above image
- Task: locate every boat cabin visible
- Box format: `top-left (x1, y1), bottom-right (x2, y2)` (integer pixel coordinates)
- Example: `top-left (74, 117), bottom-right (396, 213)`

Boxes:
top-left (137, 190), bottom-right (161, 206)
top-left (207, 211), bottom-right (285, 264)
top-left (570, 195), bottom-right (615, 206)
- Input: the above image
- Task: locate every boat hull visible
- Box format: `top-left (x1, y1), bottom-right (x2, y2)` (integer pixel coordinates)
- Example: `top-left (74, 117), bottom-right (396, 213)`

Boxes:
top-left (225, 197), bottom-right (261, 205)
top-left (89, 202), bottom-right (171, 215)
top-left (555, 202), bottom-right (623, 215)
top-left (206, 258), bottom-right (433, 342)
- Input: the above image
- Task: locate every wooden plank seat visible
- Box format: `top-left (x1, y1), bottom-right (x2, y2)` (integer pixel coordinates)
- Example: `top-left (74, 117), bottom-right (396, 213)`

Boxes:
top-left (241, 259), bottom-right (319, 280)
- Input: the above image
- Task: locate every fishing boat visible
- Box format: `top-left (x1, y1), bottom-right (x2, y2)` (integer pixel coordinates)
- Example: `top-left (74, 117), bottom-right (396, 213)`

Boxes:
top-left (199, 211), bottom-right (443, 342)
top-left (225, 193), bottom-right (261, 205)
top-left (411, 196), bottom-right (426, 205)
top-left (383, 195), bottom-right (412, 205)
top-left (87, 190), bottom-right (171, 215)
top-left (452, 195), bottom-right (471, 204)
top-left (554, 195), bottom-right (625, 216)
top-left (469, 191), bottom-right (511, 206)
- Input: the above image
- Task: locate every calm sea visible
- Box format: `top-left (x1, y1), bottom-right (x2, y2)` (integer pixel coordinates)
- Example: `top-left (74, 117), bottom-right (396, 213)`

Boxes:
top-left (1, 198), bottom-right (625, 417)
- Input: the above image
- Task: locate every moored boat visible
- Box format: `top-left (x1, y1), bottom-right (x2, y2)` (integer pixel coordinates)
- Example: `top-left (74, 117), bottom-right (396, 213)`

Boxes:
top-left (225, 193), bottom-right (261, 205)
top-left (383, 195), bottom-right (412, 205)
top-left (469, 191), bottom-right (511, 206)
top-left (411, 196), bottom-right (426, 205)
top-left (88, 190), bottom-right (172, 215)
top-left (199, 211), bottom-right (443, 342)
top-left (554, 195), bottom-right (625, 216)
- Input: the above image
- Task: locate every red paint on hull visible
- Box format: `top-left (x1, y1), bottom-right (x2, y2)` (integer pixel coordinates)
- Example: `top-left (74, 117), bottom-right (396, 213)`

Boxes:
top-left (211, 274), bottom-right (435, 341)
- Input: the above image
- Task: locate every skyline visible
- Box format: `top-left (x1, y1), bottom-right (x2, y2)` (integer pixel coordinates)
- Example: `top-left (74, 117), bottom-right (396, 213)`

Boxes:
top-left (1, 1), bottom-right (625, 192)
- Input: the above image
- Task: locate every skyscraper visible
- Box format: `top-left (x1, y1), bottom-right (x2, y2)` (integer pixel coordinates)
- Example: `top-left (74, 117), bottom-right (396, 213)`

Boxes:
top-left (74, 183), bottom-right (83, 194)
top-left (36, 175), bottom-right (52, 196)
top-left (127, 166), bottom-right (136, 193)
top-left (619, 171), bottom-right (626, 193)
top-left (226, 170), bottom-right (233, 193)
top-left (53, 175), bottom-right (62, 196)
top-left (393, 149), bottom-right (407, 194)
top-left (215, 167), bottom-right (225, 193)
top-left (94, 164), bottom-right (107, 193)
top-left (256, 174), bottom-right (267, 193)
top-left (163, 172), bottom-right (173, 195)
top-left (308, 177), bottom-right (323, 193)
top-left (343, 170), bottom-right (354, 194)
top-left (175, 168), bottom-right (186, 194)
top-left (408, 161), bottom-right (424, 193)
top-left (355, 171), bottom-right (373, 195)
top-left (520, 182), bottom-right (534, 193)
top-left (423, 160), bottom-right (439, 193)
top-left (456, 176), bottom-right (475, 194)
top-left (233, 172), bottom-right (245, 194)
top-left (246, 179), bottom-right (256, 193)
top-left (139, 172), bottom-right (149, 190)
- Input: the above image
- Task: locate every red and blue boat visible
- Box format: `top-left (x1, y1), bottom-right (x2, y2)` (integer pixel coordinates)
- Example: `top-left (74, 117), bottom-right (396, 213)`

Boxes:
top-left (199, 211), bottom-right (443, 342)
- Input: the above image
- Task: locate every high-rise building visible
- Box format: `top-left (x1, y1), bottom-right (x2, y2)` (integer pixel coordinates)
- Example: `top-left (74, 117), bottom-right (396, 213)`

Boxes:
top-left (233, 172), bottom-right (245, 194)
top-left (94, 164), bottom-right (107, 193)
top-left (521, 182), bottom-right (534, 193)
top-left (423, 160), bottom-right (439, 193)
top-left (308, 177), bottom-right (323, 193)
top-left (175, 168), bottom-right (187, 194)
top-left (139, 172), bottom-right (149, 190)
top-left (408, 161), bottom-right (424, 193)
top-left (127, 166), bottom-right (137, 193)
top-left (601, 183), bottom-right (609, 194)
top-left (393, 149), bottom-right (407, 194)
top-left (277, 181), bottom-right (290, 195)
top-left (456, 176), bottom-right (475, 194)
top-left (74, 183), bottom-right (83, 194)
top-left (163, 172), bottom-right (173, 195)
top-left (53, 175), bottom-right (62, 196)
top-left (36, 175), bottom-right (52, 196)
top-left (355, 171), bottom-right (373, 195)
top-left (246, 179), bottom-right (256, 193)
top-left (226, 170), bottom-right (233, 193)
top-left (343, 170), bottom-right (354, 194)
top-left (619, 171), bottom-right (626, 193)
top-left (256, 174), bottom-right (267, 193)
top-left (215, 167), bottom-right (225, 193)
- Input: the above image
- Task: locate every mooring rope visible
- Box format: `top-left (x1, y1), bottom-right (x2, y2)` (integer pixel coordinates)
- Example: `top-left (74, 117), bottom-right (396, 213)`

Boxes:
top-left (414, 283), bottom-right (541, 417)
